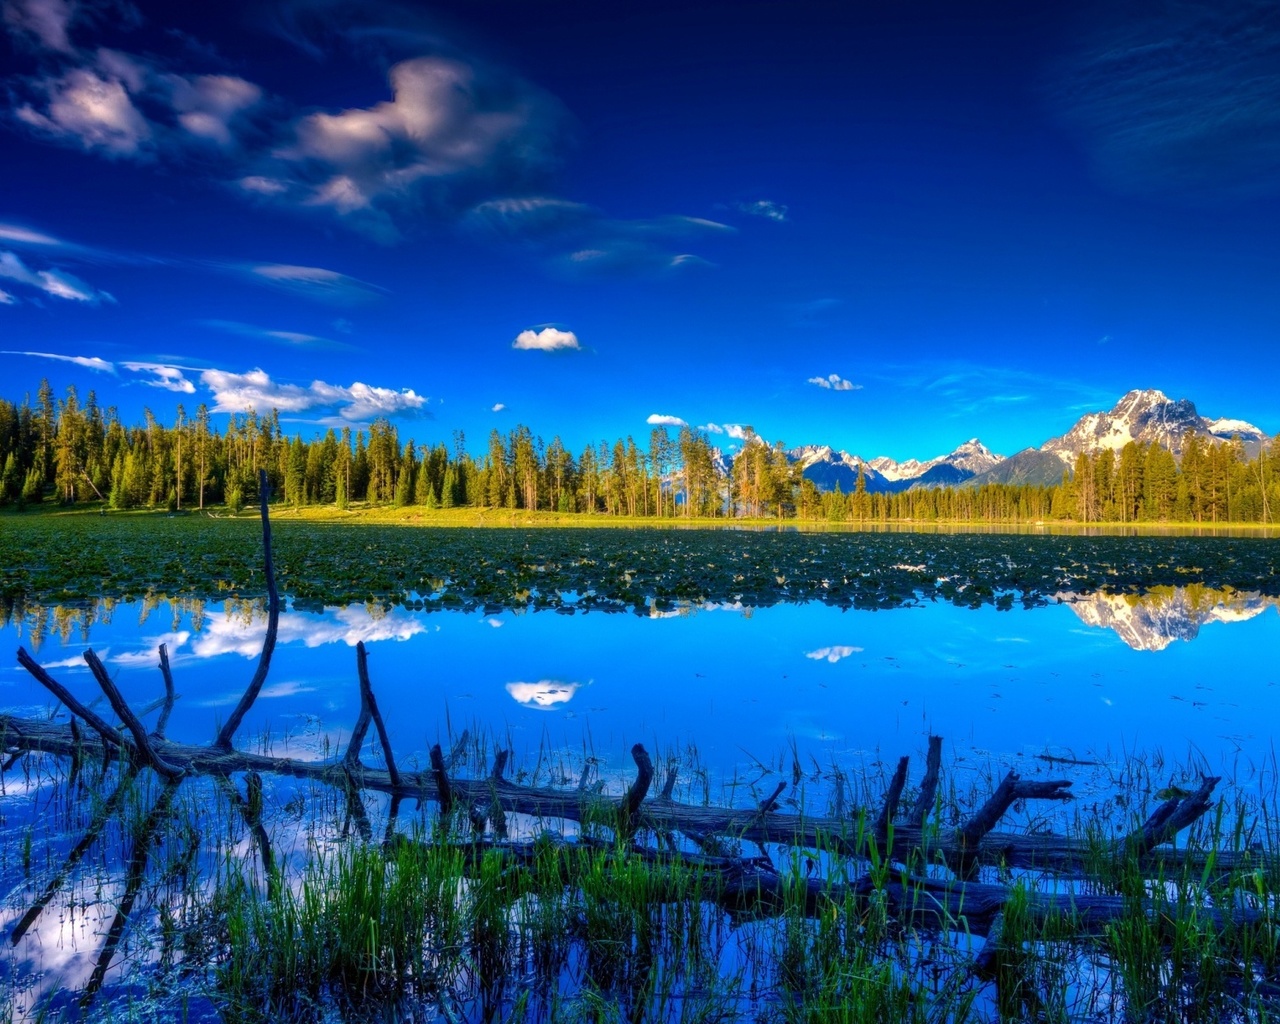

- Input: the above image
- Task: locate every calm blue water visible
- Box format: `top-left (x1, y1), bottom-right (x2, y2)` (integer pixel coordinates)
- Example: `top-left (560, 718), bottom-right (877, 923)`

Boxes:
top-left (4, 588), bottom-right (1277, 791)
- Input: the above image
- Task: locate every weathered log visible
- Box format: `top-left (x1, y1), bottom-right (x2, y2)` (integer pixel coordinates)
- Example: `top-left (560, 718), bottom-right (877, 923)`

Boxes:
top-left (213, 470), bottom-right (280, 752)
top-left (0, 712), bottom-right (1238, 879)
top-left (430, 743), bottom-right (453, 817)
top-left (619, 743), bottom-right (654, 838)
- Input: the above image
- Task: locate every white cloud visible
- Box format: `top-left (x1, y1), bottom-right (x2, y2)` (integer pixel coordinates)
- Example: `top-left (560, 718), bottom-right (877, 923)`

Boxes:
top-left (724, 424), bottom-right (749, 440)
top-left (2, 349), bottom-right (114, 372)
top-left (805, 645), bottom-right (864, 664)
top-left (186, 604), bottom-right (426, 660)
top-left (0, 250), bottom-right (113, 303)
top-left (165, 73), bottom-right (261, 147)
top-left (245, 263), bottom-right (384, 305)
top-left (698, 422), bottom-right (724, 434)
top-left (505, 680), bottom-right (580, 710)
top-left (201, 367), bottom-right (426, 422)
top-left (17, 65), bottom-right (152, 156)
top-left (646, 413), bottom-right (687, 427)
top-left (808, 373), bottom-right (860, 391)
top-left (513, 326), bottom-right (580, 352)
top-left (0, 289), bottom-right (15, 305)
top-left (491, 402), bottom-right (505, 412)
top-left (735, 199), bottom-right (789, 222)
top-left (121, 361), bottom-right (197, 393)
top-left (3, 0), bottom-right (76, 53)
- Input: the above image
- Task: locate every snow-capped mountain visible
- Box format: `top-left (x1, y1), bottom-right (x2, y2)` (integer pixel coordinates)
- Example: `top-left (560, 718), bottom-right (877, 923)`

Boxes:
top-left (1039, 389), bottom-right (1263, 465)
top-left (970, 389), bottom-right (1270, 487)
top-left (1062, 588), bottom-right (1277, 652)
top-left (788, 439), bottom-right (1003, 493)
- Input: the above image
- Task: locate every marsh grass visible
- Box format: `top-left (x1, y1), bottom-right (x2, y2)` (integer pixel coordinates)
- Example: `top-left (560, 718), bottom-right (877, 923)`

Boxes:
top-left (5, 737), bottom-right (1280, 1022)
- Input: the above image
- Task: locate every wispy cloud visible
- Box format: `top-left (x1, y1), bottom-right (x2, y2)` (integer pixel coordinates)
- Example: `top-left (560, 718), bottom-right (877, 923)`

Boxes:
top-left (807, 373), bottom-right (860, 391)
top-left (2, 349), bottom-right (115, 372)
top-left (734, 198), bottom-right (788, 222)
top-left (881, 362), bottom-right (1118, 420)
top-left (0, 250), bottom-right (114, 303)
top-left (3, 0), bottom-right (77, 54)
top-left (1052, 1), bottom-right (1280, 200)
top-left (241, 263), bottom-right (385, 305)
top-left (200, 319), bottom-right (343, 349)
top-left (120, 361), bottom-right (198, 393)
top-left (646, 413), bottom-right (687, 427)
top-left (513, 326), bottom-right (580, 352)
top-left (0, 288), bottom-right (15, 305)
top-left (467, 197), bottom-right (731, 278)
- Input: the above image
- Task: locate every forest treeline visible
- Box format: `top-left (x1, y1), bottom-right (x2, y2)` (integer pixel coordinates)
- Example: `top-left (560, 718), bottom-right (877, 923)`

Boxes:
top-left (0, 381), bottom-right (1276, 524)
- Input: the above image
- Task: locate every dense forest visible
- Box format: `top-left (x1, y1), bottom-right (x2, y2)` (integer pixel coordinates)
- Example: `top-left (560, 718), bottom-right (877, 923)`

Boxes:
top-left (0, 381), bottom-right (1276, 524)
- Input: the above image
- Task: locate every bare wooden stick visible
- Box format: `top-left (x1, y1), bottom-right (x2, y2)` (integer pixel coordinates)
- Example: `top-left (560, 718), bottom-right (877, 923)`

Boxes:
top-left (875, 756), bottom-right (910, 836)
top-left (959, 771), bottom-right (1073, 852)
top-left (83, 650), bottom-right (183, 779)
top-left (444, 729), bottom-right (470, 772)
top-left (909, 735), bottom-right (943, 827)
top-left (757, 781), bottom-right (787, 815)
top-left (620, 743), bottom-right (654, 838)
top-left (18, 647), bottom-right (123, 753)
top-left (490, 748), bottom-right (510, 781)
top-left (214, 469), bottom-right (280, 751)
top-left (1128, 776), bottom-right (1222, 855)
top-left (154, 643), bottom-right (176, 739)
top-left (430, 743), bottom-right (453, 817)
top-left (660, 766), bottom-right (678, 801)
top-left (355, 642), bottom-right (400, 787)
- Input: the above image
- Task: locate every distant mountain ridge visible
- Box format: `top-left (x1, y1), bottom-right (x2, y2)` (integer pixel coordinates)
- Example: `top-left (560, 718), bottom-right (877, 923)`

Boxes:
top-left (787, 389), bottom-right (1270, 493)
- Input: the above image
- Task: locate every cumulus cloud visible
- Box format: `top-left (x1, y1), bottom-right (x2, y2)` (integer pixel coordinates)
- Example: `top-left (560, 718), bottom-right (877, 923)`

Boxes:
top-left (491, 402), bottom-right (505, 412)
top-left (513, 326), bottom-right (580, 352)
top-left (808, 373), bottom-right (860, 391)
top-left (244, 263), bottom-right (384, 305)
top-left (735, 199), bottom-right (788, 222)
top-left (201, 367), bottom-right (427, 423)
top-left (700, 423), bottom-right (749, 439)
top-left (505, 680), bottom-right (580, 710)
top-left (646, 413), bottom-right (687, 427)
top-left (120, 361), bottom-right (198, 393)
top-left (0, 250), bottom-right (114, 303)
top-left (2, 349), bottom-right (114, 372)
top-left (805, 645), bottom-right (863, 664)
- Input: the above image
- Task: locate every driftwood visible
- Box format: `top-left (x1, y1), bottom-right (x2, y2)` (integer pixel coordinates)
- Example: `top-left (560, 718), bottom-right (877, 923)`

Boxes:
top-left (1, 466), bottom-right (1267, 1005)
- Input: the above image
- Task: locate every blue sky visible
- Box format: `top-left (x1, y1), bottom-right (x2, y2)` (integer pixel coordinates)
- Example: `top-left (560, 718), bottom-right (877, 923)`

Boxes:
top-left (1, 0), bottom-right (1278, 461)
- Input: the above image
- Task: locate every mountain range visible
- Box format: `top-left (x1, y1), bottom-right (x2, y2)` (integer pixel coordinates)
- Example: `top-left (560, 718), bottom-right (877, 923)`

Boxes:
top-left (787, 389), bottom-right (1271, 493)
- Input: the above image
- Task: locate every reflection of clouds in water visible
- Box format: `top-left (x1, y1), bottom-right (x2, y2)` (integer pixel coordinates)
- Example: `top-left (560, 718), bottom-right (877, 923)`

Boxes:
top-left (805, 645), bottom-right (862, 664)
top-left (484, 617), bottom-right (504, 628)
top-left (195, 680), bottom-right (316, 708)
top-left (506, 680), bottom-right (581, 709)
top-left (188, 606), bottom-right (426, 659)
top-left (114, 632), bottom-right (189, 665)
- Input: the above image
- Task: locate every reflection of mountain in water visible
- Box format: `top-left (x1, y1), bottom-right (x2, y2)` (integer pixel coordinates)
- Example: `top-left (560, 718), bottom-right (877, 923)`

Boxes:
top-left (1062, 587), bottom-right (1278, 651)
